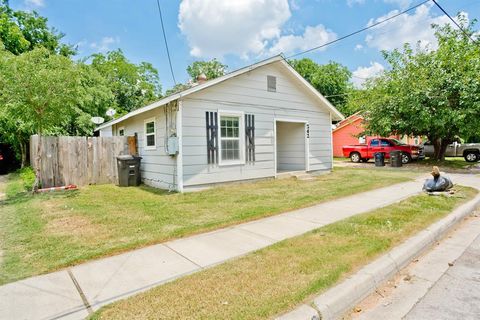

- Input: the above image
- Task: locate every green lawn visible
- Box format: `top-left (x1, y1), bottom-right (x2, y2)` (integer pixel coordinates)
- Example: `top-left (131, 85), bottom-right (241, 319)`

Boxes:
top-left (420, 157), bottom-right (477, 170)
top-left (0, 168), bottom-right (415, 284)
top-left (91, 186), bottom-right (477, 320)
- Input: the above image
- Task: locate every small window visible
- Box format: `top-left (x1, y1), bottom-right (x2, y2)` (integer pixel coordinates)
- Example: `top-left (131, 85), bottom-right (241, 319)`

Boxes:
top-left (118, 127), bottom-right (125, 136)
top-left (144, 118), bottom-right (156, 150)
top-left (218, 112), bottom-right (244, 164)
top-left (267, 75), bottom-right (276, 92)
top-left (370, 139), bottom-right (379, 146)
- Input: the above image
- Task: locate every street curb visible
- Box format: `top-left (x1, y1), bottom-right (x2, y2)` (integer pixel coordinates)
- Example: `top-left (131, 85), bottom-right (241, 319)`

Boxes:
top-left (277, 191), bottom-right (480, 320)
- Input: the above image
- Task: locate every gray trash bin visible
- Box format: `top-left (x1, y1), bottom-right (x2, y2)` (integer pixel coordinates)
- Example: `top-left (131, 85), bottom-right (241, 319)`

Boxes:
top-left (389, 150), bottom-right (402, 167)
top-left (117, 155), bottom-right (142, 187)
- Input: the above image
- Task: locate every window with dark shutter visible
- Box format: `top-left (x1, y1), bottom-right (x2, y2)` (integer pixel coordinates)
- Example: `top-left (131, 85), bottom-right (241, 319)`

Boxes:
top-left (267, 75), bottom-right (276, 92)
top-left (205, 111), bottom-right (219, 164)
top-left (245, 114), bottom-right (255, 162)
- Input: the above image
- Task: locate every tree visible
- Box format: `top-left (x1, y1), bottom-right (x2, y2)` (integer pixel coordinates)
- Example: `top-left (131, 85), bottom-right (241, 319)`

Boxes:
top-left (64, 63), bottom-right (114, 136)
top-left (186, 58), bottom-right (227, 80)
top-left (0, 48), bottom-right (80, 186)
top-left (0, 1), bottom-right (75, 55)
top-left (289, 58), bottom-right (353, 116)
top-left (164, 59), bottom-right (227, 96)
top-left (165, 83), bottom-right (191, 97)
top-left (362, 15), bottom-right (480, 160)
top-left (90, 50), bottom-right (162, 113)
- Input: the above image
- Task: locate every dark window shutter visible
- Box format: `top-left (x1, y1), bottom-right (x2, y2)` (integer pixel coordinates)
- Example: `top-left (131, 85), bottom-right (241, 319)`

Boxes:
top-left (245, 114), bottom-right (255, 162)
top-left (206, 111), bottom-right (218, 164)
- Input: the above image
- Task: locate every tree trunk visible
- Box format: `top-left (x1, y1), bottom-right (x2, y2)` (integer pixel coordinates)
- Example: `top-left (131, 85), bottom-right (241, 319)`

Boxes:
top-left (438, 139), bottom-right (451, 161)
top-left (431, 137), bottom-right (451, 161)
top-left (19, 140), bottom-right (27, 168)
top-left (432, 137), bottom-right (442, 161)
top-left (32, 134), bottom-right (42, 193)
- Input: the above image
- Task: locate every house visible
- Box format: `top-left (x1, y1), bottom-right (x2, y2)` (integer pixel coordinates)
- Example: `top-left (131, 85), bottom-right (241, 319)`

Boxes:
top-left (96, 55), bottom-right (344, 192)
top-left (332, 113), bottom-right (422, 157)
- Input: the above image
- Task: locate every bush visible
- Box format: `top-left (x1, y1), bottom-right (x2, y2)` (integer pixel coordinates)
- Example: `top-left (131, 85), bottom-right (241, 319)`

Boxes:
top-left (18, 167), bottom-right (35, 191)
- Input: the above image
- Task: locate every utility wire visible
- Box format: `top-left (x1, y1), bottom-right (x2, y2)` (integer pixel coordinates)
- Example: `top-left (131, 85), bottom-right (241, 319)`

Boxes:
top-left (156, 0), bottom-right (177, 85)
top-left (432, 0), bottom-right (479, 44)
top-left (287, 0), bottom-right (431, 58)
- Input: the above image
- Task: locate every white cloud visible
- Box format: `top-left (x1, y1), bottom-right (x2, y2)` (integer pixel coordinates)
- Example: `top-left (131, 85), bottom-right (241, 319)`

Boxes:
top-left (269, 24), bottom-right (337, 55)
top-left (178, 0), bottom-right (291, 58)
top-left (354, 44), bottom-right (363, 51)
top-left (289, 0), bottom-right (300, 10)
top-left (365, 3), bottom-right (464, 51)
top-left (89, 37), bottom-right (120, 53)
top-left (351, 62), bottom-right (384, 88)
top-left (24, 0), bottom-right (45, 7)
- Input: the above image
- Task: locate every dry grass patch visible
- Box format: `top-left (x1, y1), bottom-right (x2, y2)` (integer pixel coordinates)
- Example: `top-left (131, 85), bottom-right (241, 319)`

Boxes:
top-left (92, 186), bottom-right (477, 320)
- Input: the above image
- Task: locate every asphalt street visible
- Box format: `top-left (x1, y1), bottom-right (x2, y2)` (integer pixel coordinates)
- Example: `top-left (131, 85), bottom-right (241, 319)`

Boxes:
top-left (405, 234), bottom-right (480, 320)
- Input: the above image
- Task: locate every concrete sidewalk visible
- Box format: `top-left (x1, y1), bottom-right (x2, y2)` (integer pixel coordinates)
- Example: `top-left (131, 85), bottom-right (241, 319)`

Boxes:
top-left (0, 176), bottom-right (433, 320)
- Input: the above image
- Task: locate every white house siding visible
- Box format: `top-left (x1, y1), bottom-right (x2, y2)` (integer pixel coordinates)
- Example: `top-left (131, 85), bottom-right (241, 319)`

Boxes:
top-left (99, 127), bottom-right (112, 137)
top-left (181, 61), bottom-right (333, 188)
top-left (276, 122), bottom-right (306, 171)
top-left (111, 108), bottom-right (176, 190)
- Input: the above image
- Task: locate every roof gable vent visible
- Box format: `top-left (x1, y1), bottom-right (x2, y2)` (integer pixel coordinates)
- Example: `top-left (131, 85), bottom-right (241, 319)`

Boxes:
top-left (267, 75), bottom-right (276, 92)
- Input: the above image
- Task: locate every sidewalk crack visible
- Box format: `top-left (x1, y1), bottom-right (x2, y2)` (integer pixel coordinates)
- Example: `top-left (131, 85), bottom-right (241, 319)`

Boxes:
top-left (67, 269), bottom-right (93, 315)
top-left (164, 244), bottom-right (203, 269)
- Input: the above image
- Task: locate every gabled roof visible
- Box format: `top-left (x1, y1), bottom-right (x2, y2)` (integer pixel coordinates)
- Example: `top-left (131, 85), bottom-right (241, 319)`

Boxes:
top-left (96, 55), bottom-right (344, 130)
top-left (333, 111), bottom-right (364, 132)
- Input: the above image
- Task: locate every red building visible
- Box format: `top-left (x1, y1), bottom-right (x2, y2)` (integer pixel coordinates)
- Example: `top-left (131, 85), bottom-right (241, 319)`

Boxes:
top-left (332, 113), bottom-right (421, 157)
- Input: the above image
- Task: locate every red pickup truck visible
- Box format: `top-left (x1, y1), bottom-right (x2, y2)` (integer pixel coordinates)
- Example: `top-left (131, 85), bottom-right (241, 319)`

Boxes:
top-left (342, 138), bottom-right (422, 164)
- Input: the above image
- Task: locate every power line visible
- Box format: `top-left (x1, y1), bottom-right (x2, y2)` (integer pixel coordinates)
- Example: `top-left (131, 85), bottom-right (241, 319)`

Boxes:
top-left (432, 0), bottom-right (479, 45)
top-left (287, 0), bottom-right (431, 58)
top-left (156, 0), bottom-right (177, 85)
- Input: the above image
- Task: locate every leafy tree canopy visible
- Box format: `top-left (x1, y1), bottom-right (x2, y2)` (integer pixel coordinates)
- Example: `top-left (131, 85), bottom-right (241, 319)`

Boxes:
top-left (0, 1), bottom-right (75, 55)
top-left (165, 83), bottom-right (191, 97)
top-left (164, 59), bottom-right (227, 96)
top-left (289, 58), bottom-right (353, 116)
top-left (90, 49), bottom-right (162, 114)
top-left (362, 15), bottom-right (480, 160)
top-left (187, 58), bottom-right (227, 81)
top-left (0, 46), bottom-right (114, 166)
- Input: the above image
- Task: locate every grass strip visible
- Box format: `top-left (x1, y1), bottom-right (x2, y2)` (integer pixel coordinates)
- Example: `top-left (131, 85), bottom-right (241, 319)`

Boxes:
top-left (92, 186), bottom-right (476, 320)
top-left (0, 168), bottom-right (414, 284)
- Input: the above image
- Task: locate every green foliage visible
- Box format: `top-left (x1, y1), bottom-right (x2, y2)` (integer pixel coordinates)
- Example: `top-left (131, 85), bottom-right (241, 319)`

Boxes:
top-left (186, 58), bottom-right (227, 80)
top-left (18, 166), bottom-right (35, 191)
top-left (67, 63), bottom-right (114, 136)
top-left (0, 47), bottom-right (113, 166)
top-left (0, 7), bottom-right (163, 167)
top-left (289, 58), bottom-right (353, 116)
top-left (165, 83), bottom-right (191, 97)
top-left (362, 15), bottom-right (480, 160)
top-left (0, 47), bottom-right (79, 135)
top-left (164, 59), bottom-right (227, 97)
top-left (0, 3), bottom-right (74, 55)
top-left (90, 50), bottom-right (162, 113)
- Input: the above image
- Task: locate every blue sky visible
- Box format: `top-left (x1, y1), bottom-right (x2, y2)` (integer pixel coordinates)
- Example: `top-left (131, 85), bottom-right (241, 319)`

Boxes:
top-left (12, 0), bottom-right (480, 91)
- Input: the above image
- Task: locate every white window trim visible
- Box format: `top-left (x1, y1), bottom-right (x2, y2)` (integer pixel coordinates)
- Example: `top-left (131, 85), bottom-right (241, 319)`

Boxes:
top-left (144, 117), bottom-right (156, 150)
top-left (217, 110), bottom-right (245, 166)
top-left (118, 126), bottom-right (125, 136)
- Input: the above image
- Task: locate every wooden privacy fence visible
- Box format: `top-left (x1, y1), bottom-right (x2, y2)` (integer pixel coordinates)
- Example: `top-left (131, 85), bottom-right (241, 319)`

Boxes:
top-left (30, 135), bottom-right (136, 188)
